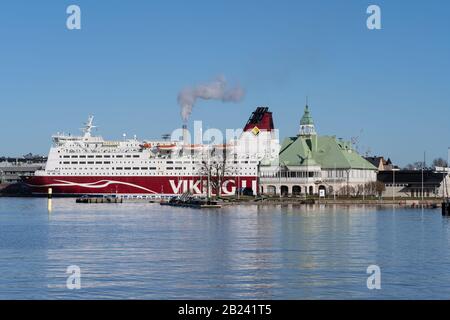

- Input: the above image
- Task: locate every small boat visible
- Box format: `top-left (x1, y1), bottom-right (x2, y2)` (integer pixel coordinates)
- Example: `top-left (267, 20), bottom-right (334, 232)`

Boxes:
top-left (140, 142), bottom-right (152, 149)
top-left (157, 143), bottom-right (177, 150)
top-left (214, 143), bottom-right (233, 150)
top-left (182, 144), bottom-right (202, 150)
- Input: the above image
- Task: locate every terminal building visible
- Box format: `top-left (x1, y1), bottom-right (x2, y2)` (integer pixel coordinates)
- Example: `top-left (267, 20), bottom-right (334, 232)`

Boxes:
top-left (0, 155), bottom-right (46, 193)
top-left (259, 105), bottom-right (378, 196)
top-left (377, 168), bottom-right (449, 199)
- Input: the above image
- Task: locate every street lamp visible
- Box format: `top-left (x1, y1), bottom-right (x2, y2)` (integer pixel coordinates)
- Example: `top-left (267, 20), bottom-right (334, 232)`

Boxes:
top-left (392, 167), bottom-right (400, 202)
top-left (334, 163), bottom-right (337, 201)
top-left (422, 151), bottom-right (426, 203)
top-left (446, 147), bottom-right (450, 199)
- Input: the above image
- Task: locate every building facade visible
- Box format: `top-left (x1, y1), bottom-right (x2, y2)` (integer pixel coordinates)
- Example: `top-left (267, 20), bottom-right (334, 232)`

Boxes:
top-left (378, 168), bottom-right (449, 198)
top-left (259, 105), bottom-right (377, 196)
top-left (0, 163), bottom-right (45, 185)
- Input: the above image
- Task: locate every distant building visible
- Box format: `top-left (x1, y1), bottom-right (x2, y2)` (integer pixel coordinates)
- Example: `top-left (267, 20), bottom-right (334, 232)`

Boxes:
top-left (365, 156), bottom-right (396, 171)
top-left (259, 104), bottom-right (377, 196)
top-left (435, 167), bottom-right (450, 198)
top-left (377, 169), bottom-right (448, 198)
top-left (0, 163), bottom-right (45, 185)
top-left (0, 155), bottom-right (47, 191)
top-left (0, 154), bottom-right (47, 165)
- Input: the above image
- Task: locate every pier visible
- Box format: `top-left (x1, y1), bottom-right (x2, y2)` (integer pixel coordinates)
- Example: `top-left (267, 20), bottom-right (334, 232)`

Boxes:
top-left (76, 196), bottom-right (123, 204)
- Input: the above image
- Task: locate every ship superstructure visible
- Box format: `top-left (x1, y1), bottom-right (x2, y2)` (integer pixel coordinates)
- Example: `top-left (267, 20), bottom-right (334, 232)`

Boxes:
top-left (25, 108), bottom-right (279, 198)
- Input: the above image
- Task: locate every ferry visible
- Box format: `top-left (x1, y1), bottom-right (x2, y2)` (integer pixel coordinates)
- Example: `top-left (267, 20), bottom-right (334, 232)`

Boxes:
top-left (23, 108), bottom-right (279, 198)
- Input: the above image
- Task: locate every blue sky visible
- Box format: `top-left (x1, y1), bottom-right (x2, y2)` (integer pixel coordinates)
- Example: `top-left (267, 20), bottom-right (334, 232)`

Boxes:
top-left (0, 0), bottom-right (449, 166)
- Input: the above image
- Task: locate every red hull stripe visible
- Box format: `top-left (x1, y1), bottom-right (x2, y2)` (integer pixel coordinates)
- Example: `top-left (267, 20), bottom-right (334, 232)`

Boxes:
top-left (25, 176), bottom-right (257, 195)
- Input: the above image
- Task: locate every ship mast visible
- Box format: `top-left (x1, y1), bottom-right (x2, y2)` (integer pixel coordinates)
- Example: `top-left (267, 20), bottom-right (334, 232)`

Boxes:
top-left (81, 115), bottom-right (96, 138)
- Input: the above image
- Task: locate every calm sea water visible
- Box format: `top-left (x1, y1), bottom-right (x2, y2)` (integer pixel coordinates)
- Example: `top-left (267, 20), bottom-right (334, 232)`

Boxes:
top-left (1, 198), bottom-right (450, 299)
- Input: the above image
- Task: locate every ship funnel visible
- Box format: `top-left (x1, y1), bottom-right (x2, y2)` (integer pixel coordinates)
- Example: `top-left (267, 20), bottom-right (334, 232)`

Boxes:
top-left (243, 107), bottom-right (274, 132)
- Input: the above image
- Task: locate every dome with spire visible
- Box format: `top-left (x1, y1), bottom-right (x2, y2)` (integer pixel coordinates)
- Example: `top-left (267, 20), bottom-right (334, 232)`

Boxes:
top-left (300, 105), bottom-right (314, 126)
top-left (299, 104), bottom-right (316, 136)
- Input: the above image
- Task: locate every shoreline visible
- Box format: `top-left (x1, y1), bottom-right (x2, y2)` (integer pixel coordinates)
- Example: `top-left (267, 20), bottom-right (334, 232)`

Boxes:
top-left (0, 194), bottom-right (444, 208)
top-left (222, 199), bottom-right (442, 208)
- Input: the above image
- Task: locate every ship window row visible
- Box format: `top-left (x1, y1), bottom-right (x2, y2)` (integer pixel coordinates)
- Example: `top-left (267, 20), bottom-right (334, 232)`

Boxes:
top-left (60, 154), bottom-right (141, 159)
top-left (53, 167), bottom-right (209, 173)
top-left (60, 161), bottom-right (156, 165)
top-left (62, 161), bottom-right (111, 165)
top-left (58, 160), bottom-right (212, 167)
top-left (50, 172), bottom-right (200, 177)
top-left (58, 159), bottom-right (189, 165)
top-left (51, 169), bottom-right (203, 177)
top-left (56, 167), bottom-right (157, 171)
top-left (56, 166), bottom-right (165, 170)
top-left (58, 155), bottom-right (215, 164)
top-left (58, 161), bottom-right (254, 168)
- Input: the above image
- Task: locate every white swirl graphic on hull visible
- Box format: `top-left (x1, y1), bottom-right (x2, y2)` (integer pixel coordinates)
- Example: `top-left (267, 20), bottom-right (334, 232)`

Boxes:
top-left (26, 179), bottom-right (158, 194)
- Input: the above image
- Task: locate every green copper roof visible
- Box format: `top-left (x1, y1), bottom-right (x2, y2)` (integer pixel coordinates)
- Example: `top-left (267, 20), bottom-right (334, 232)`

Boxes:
top-left (300, 105), bottom-right (314, 125)
top-left (278, 135), bottom-right (377, 170)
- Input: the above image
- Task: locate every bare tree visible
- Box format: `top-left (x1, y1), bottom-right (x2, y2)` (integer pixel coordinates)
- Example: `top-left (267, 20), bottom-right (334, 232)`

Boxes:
top-left (338, 185), bottom-right (356, 197)
top-left (354, 182), bottom-right (385, 197)
top-left (432, 158), bottom-right (448, 168)
top-left (404, 161), bottom-right (425, 170)
top-left (197, 148), bottom-right (236, 197)
top-left (375, 181), bottom-right (386, 197)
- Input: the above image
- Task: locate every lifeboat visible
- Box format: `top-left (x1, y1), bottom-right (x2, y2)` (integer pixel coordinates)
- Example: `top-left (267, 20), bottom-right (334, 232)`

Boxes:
top-left (157, 143), bottom-right (177, 150)
top-left (214, 143), bottom-right (232, 150)
top-left (183, 144), bottom-right (202, 150)
top-left (140, 142), bottom-right (152, 149)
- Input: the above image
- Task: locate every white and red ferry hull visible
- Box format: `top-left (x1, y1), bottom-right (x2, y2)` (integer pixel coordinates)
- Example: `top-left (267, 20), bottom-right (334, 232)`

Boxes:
top-left (23, 175), bottom-right (257, 196)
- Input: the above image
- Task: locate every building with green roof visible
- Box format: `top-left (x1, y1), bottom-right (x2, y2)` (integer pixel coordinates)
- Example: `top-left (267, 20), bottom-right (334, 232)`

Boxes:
top-left (259, 104), bottom-right (377, 196)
